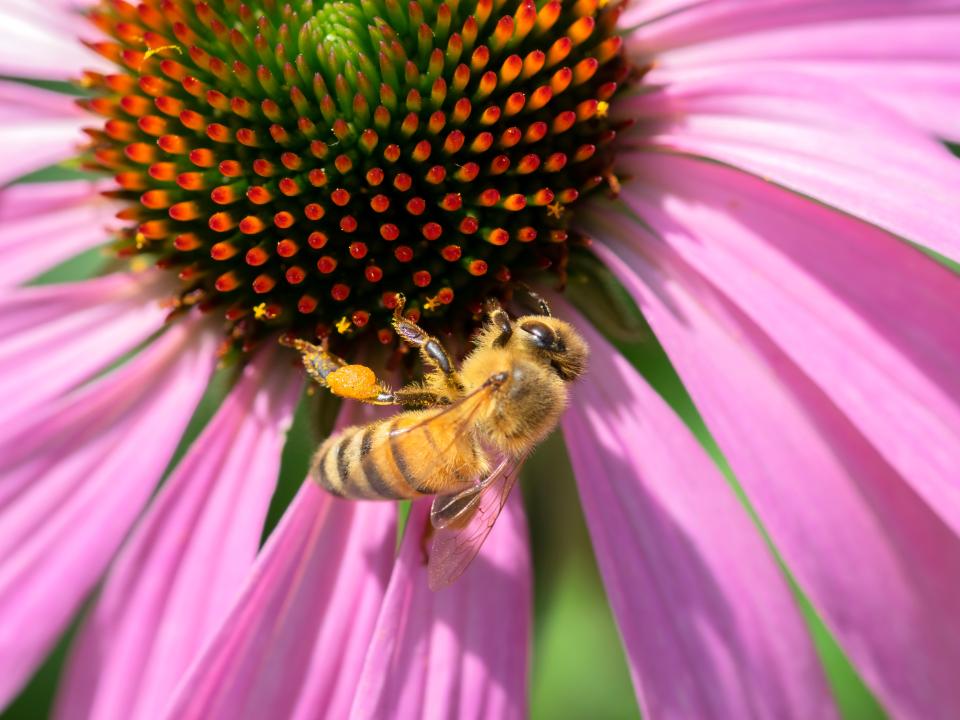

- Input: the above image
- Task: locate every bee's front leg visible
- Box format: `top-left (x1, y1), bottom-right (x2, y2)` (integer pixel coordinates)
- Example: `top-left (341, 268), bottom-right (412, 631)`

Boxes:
top-left (485, 298), bottom-right (513, 347)
top-left (391, 294), bottom-right (464, 393)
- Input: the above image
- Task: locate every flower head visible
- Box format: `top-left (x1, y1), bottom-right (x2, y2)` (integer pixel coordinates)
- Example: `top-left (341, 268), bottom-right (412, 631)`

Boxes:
top-left (77, 0), bottom-right (626, 351)
top-left (1, 1), bottom-right (960, 719)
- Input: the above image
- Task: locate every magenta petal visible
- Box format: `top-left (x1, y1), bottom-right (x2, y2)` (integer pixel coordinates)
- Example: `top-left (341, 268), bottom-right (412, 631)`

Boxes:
top-left (0, 82), bottom-right (85, 184)
top-left (0, 1), bottom-right (110, 80)
top-left (162, 489), bottom-right (394, 720)
top-left (0, 180), bottom-right (114, 286)
top-left (607, 155), bottom-right (960, 539)
top-left (0, 272), bottom-right (171, 425)
top-left (0, 178), bottom-right (104, 222)
top-left (619, 68), bottom-right (960, 262)
top-left (587, 218), bottom-right (960, 718)
top-left (0, 317), bottom-right (217, 708)
top-left (629, 4), bottom-right (960, 139)
top-left (162, 400), bottom-right (398, 720)
top-left (557, 305), bottom-right (833, 719)
top-left (625, 0), bottom-right (960, 59)
top-left (350, 495), bottom-right (531, 720)
top-left (54, 348), bottom-right (302, 720)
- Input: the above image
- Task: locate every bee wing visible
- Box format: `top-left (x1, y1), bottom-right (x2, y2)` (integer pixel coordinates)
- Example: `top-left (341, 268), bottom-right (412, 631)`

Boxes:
top-left (430, 454), bottom-right (512, 529)
top-left (384, 375), bottom-right (505, 495)
top-left (426, 451), bottom-right (527, 591)
top-left (389, 373), bottom-right (502, 439)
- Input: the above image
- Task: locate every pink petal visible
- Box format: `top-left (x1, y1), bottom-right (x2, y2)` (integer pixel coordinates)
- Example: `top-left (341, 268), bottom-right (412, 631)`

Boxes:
top-left (607, 155), bottom-right (960, 538)
top-left (558, 304), bottom-right (834, 719)
top-left (0, 0), bottom-right (108, 81)
top-left (0, 272), bottom-right (172, 425)
top-left (350, 495), bottom-right (531, 720)
top-left (162, 401), bottom-right (397, 720)
top-left (0, 316), bottom-right (217, 708)
top-left (625, 0), bottom-right (960, 58)
top-left (0, 178), bottom-right (104, 222)
top-left (54, 347), bottom-right (302, 720)
top-left (0, 82), bottom-right (86, 185)
top-left (628, 3), bottom-right (960, 139)
top-left (618, 68), bottom-right (960, 262)
top-left (585, 213), bottom-right (960, 718)
top-left (0, 179), bottom-right (115, 285)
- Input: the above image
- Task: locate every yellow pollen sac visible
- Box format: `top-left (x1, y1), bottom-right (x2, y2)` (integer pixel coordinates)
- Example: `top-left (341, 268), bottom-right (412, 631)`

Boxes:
top-left (326, 364), bottom-right (378, 400)
top-left (596, 100), bottom-right (610, 118)
top-left (253, 302), bottom-right (269, 319)
top-left (547, 201), bottom-right (566, 219)
top-left (336, 316), bottom-right (353, 334)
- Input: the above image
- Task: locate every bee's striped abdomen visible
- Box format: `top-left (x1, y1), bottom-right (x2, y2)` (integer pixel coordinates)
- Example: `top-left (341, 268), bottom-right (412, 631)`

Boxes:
top-left (312, 420), bottom-right (434, 500)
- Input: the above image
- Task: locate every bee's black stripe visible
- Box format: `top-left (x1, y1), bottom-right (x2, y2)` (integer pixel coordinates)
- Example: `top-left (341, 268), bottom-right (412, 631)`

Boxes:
top-left (315, 445), bottom-right (345, 497)
top-left (360, 425), bottom-right (397, 498)
top-left (389, 419), bottom-right (438, 494)
top-left (336, 432), bottom-right (353, 489)
top-left (388, 418), bottom-right (422, 494)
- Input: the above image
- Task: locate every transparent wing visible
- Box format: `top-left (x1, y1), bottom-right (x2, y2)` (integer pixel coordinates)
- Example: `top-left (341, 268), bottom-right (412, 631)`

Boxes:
top-left (388, 372), bottom-right (504, 440)
top-left (430, 454), bottom-right (512, 530)
top-left (427, 451), bottom-right (527, 591)
top-left (382, 374), bottom-right (506, 497)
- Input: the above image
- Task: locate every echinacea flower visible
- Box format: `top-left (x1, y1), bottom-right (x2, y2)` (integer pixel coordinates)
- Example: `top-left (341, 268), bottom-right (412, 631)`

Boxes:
top-left (2, 0), bottom-right (959, 717)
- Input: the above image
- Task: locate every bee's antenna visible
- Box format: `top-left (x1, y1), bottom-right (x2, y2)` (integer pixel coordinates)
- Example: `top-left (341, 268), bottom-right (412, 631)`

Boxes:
top-left (516, 283), bottom-right (552, 316)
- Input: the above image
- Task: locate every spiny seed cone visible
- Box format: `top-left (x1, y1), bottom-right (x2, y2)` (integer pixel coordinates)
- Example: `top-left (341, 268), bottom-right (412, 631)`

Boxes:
top-left (79, 0), bottom-right (627, 351)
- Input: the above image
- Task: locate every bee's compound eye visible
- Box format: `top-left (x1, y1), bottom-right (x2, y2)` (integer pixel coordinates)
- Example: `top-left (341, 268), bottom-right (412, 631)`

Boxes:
top-left (519, 320), bottom-right (557, 349)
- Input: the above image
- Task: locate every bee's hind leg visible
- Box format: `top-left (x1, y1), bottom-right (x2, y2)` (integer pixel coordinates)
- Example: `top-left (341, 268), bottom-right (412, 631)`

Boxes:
top-left (392, 294), bottom-right (464, 393)
top-left (292, 338), bottom-right (447, 407)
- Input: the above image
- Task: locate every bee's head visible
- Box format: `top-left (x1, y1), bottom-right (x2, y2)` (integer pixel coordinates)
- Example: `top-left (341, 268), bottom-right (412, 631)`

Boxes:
top-left (515, 315), bottom-right (588, 382)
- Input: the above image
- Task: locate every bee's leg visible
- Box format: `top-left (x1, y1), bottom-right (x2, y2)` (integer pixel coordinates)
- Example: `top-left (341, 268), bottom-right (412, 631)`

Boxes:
top-left (290, 338), bottom-right (346, 387)
top-left (420, 516), bottom-right (435, 565)
top-left (485, 298), bottom-right (513, 347)
top-left (293, 338), bottom-right (448, 406)
top-left (392, 383), bottom-right (450, 407)
top-left (293, 339), bottom-right (394, 405)
top-left (392, 294), bottom-right (463, 392)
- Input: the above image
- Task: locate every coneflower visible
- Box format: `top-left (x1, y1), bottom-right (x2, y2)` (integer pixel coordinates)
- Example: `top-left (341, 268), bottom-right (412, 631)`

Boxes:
top-left (1, 0), bottom-right (959, 718)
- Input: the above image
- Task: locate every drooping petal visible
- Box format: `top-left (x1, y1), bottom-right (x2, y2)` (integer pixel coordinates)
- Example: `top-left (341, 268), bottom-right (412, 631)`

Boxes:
top-left (584, 209), bottom-right (960, 718)
top-left (0, 82), bottom-right (86, 185)
top-left (604, 155), bottom-right (960, 538)
top-left (0, 179), bottom-right (115, 286)
top-left (54, 347), bottom-right (302, 720)
top-left (162, 490), bottom-right (395, 720)
top-left (162, 400), bottom-right (397, 720)
top-left (618, 69), bottom-right (960, 262)
top-left (0, 0), bottom-right (109, 81)
top-left (350, 496), bottom-right (531, 720)
top-left (0, 315), bottom-right (217, 709)
top-left (557, 305), bottom-right (833, 720)
top-left (627, 1), bottom-right (960, 139)
top-left (0, 272), bottom-right (172, 426)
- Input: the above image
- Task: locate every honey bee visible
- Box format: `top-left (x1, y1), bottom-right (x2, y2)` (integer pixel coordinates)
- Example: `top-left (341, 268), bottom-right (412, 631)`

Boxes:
top-left (293, 291), bottom-right (588, 589)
